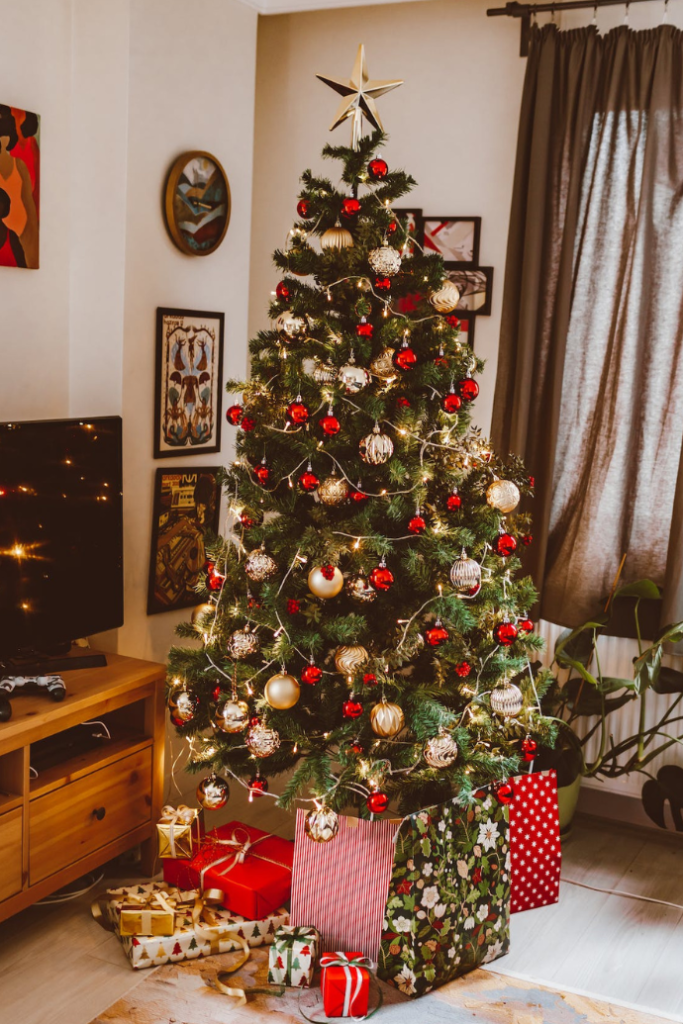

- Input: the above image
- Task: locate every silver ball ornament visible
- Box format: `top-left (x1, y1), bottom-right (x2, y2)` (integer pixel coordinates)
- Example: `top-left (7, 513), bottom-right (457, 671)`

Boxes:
top-left (490, 680), bottom-right (524, 718)
top-left (338, 364), bottom-right (370, 394)
top-left (264, 672), bottom-right (301, 710)
top-left (450, 552), bottom-right (482, 593)
top-left (276, 311), bottom-right (307, 343)
top-left (196, 773), bottom-right (230, 811)
top-left (214, 700), bottom-right (250, 734)
top-left (345, 573), bottom-right (377, 603)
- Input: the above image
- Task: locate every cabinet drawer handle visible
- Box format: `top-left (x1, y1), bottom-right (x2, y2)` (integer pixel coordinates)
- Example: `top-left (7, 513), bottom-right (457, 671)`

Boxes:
top-left (93, 806), bottom-right (106, 821)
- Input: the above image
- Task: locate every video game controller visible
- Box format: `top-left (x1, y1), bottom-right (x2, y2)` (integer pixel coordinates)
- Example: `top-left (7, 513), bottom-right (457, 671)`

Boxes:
top-left (0, 675), bottom-right (67, 702)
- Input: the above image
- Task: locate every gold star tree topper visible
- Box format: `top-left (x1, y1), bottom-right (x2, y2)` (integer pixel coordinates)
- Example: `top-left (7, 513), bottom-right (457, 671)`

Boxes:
top-left (316, 44), bottom-right (403, 150)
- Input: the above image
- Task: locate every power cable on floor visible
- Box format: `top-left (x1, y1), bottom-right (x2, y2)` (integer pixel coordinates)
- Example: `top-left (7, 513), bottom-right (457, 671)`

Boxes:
top-left (562, 876), bottom-right (683, 912)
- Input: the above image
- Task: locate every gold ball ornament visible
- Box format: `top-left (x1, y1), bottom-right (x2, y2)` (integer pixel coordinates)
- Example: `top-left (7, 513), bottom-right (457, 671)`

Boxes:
top-left (308, 565), bottom-right (344, 599)
top-left (338, 363), bottom-right (370, 394)
top-left (334, 645), bottom-right (369, 675)
top-left (264, 672), bottom-right (301, 710)
top-left (486, 479), bottom-right (521, 515)
top-left (345, 573), bottom-right (377, 603)
top-left (370, 700), bottom-right (405, 738)
top-left (317, 475), bottom-right (350, 506)
top-left (226, 626), bottom-right (260, 660)
top-left (196, 773), bottom-right (230, 811)
top-left (424, 729), bottom-right (459, 768)
top-left (245, 548), bottom-right (278, 583)
top-left (275, 311), bottom-right (307, 343)
top-left (360, 425), bottom-right (394, 465)
top-left (429, 280), bottom-right (460, 313)
top-left (370, 348), bottom-right (397, 380)
top-left (246, 722), bottom-right (281, 758)
top-left (213, 700), bottom-right (250, 733)
top-left (304, 806), bottom-right (340, 843)
top-left (191, 603), bottom-right (215, 625)
top-left (490, 680), bottom-right (524, 718)
top-left (450, 551), bottom-right (482, 593)
top-left (321, 223), bottom-right (354, 250)
top-left (368, 245), bottom-right (402, 276)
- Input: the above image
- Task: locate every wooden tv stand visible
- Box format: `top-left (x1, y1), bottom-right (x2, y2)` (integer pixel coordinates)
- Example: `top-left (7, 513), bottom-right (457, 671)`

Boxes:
top-left (0, 653), bottom-right (166, 924)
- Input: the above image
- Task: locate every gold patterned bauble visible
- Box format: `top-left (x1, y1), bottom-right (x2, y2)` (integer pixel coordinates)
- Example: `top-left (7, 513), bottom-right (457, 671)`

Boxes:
top-left (429, 280), bottom-right (460, 313)
top-left (304, 806), bottom-right (339, 843)
top-left (424, 729), bottom-right (459, 768)
top-left (359, 425), bottom-right (394, 465)
top-left (449, 551), bottom-right (482, 593)
top-left (214, 700), bottom-right (250, 734)
top-left (304, 358), bottom-right (337, 384)
top-left (226, 626), bottom-right (260, 660)
top-left (196, 773), bottom-right (230, 811)
top-left (308, 565), bottom-right (344, 599)
top-left (168, 688), bottom-right (198, 723)
top-left (345, 573), bottom-right (377, 603)
top-left (318, 475), bottom-right (350, 506)
top-left (368, 245), bottom-right (402, 276)
top-left (264, 672), bottom-right (301, 710)
top-left (486, 479), bottom-right (521, 515)
top-left (275, 311), bottom-right (307, 343)
top-left (370, 700), bottom-right (405, 738)
top-left (245, 548), bottom-right (278, 582)
top-left (191, 602), bottom-right (215, 625)
top-left (490, 680), bottom-right (524, 718)
top-left (334, 644), bottom-right (369, 675)
top-left (338, 363), bottom-right (370, 394)
top-left (246, 722), bottom-right (281, 758)
top-left (370, 347), bottom-right (397, 380)
top-left (321, 222), bottom-right (354, 250)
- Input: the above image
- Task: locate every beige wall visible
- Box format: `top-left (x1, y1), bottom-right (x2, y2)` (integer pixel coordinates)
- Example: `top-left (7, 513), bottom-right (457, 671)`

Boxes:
top-left (249, 0), bottom-right (525, 435)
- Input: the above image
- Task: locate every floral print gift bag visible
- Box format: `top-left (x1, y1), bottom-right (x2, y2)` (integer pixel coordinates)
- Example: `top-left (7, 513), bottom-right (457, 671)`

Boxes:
top-left (378, 785), bottom-right (510, 997)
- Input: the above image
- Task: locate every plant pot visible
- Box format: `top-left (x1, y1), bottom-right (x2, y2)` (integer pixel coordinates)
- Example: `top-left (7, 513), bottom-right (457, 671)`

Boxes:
top-left (557, 773), bottom-right (582, 838)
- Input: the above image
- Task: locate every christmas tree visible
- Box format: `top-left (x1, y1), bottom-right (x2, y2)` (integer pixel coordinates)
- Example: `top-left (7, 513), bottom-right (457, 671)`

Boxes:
top-left (168, 47), bottom-right (555, 834)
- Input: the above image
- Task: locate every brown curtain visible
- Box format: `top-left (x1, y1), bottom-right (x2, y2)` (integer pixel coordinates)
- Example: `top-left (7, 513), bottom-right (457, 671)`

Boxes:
top-left (492, 23), bottom-right (683, 633)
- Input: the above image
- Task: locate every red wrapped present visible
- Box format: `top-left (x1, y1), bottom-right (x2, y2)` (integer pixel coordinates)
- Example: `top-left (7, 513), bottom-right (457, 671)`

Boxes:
top-left (509, 768), bottom-right (562, 912)
top-left (320, 952), bottom-right (370, 1018)
top-left (165, 821), bottom-right (293, 920)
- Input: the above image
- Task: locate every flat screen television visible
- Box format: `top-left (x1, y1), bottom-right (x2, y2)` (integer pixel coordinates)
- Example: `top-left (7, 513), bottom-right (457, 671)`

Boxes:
top-left (0, 416), bottom-right (123, 660)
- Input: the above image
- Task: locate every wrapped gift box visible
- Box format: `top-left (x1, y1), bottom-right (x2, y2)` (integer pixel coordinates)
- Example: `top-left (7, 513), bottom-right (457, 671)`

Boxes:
top-left (320, 952), bottom-right (370, 1017)
top-left (156, 804), bottom-right (203, 859)
top-left (164, 820), bottom-right (294, 919)
top-left (267, 925), bottom-right (319, 987)
top-left (98, 882), bottom-right (288, 970)
top-left (509, 769), bottom-right (561, 912)
top-left (117, 886), bottom-right (192, 937)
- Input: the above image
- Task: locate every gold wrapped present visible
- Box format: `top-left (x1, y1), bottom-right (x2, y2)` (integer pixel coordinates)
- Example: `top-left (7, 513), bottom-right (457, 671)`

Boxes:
top-left (156, 803), bottom-right (203, 859)
top-left (118, 886), bottom-right (193, 937)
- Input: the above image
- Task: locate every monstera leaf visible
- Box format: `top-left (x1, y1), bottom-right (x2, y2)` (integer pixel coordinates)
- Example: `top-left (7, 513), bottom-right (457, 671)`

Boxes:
top-left (613, 580), bottom-right (661, 601)
top-left (642, 765), bottom-right (683, 830)
top-left (564, 677), bottom-right (636, 716)
top-left (652, 666), bottom-right (683, 695)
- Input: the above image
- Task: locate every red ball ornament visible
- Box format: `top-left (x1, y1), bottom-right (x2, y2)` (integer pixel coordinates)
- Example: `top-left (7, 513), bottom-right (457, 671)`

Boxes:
top-left (393, 344), bottom-right (417, 371)
top-left (320, 413), bottom-right (341, 436)
top-left (467, 583), bottom-right (482, 598)
top-left (456, 377), bottom-right (479, 402)
top-left (352, 489), bottom-right (369, 503)
top-left (455, 661), bottom-right (471, 678)
top-left (286, 400), bottom-right (310, 425)
top-left (226, 404), bottom-right (243, 425)
top-left (396, 396), bottom-right (411, 409)
top-left (342, 698), bottom-right (363, 719)
top-left (249, 715), bottom-right (261, 727)
top-left (369, 563), bottom-right (394, 592)
top-left (368, 157), bottom-right (389, 181)
top-left (363, 672), bottom-right (377, 685)
top-left (521, 737), bottom-right (538, 761)
top-left (276, 281), bottom-right (291, 302)
top-left (367, 789), bottom-right (389, 814)
top-left (287, 598), bottom-right (301, 615)
top-left (356, 317), bottom-right (374, 338)
top-left (442, 392), bottom-right (462, 414)
top-left (495, 533), bottom-right (517, 557)
top-left (493, 621), bottom-right (518, 646)
top-left (425, 621), bottom-right (449, 647)
top-left (212, 685), bottom-right (222, 701)
top-left (298, 469), bottom-right (320, 492)
top-left (518, 617), bottom-right (534, 635)
top-left (248, 775), bottom-right (269, 799)
top-left (254, 462), bottom-right (270, 485)
top-left (301, 663), bottom-right (322, 685)
top-left (208, 572), bottom-right (225, 592)
top-left (341, 197), bottom-right (361, 219)
top-left (434, 348), bottom-right (448, 368)
top-left (375, 276), bottom-right (391, 292)
top-left (204, 560), bottom-right (216, 576)
top-left (385, 221), bottom-right (397, 237)
top-left (347, 739), bottom-right (364, 754)
top-left (241, 416), bottom-right (256, 432)
top-left (447, 491), bottom-right (462, 511)
top-left (496, 781), bottom-right (515, 805)
top-left (296, 199), bottom-right (310, 218)
top-left (408, 515), bottom-right (426, 535)
top-left (521, 533), bottom-right (533, 547)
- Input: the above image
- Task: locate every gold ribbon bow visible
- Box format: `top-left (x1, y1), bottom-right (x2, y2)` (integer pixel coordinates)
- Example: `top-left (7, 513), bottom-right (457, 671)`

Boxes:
top-left (158, 803), bottom-right (202, 859)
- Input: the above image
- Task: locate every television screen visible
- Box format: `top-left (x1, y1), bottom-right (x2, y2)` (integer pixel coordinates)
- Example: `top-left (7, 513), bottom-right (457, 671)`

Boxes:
top-left (0, 416), bottom-right (123, 658)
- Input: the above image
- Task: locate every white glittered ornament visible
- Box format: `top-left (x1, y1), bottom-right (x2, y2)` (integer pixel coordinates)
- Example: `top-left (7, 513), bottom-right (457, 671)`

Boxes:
top-left (226, 627), bottom-right (260, 660)
top-left (486, 479), bottom-right (521, 514)
top-left (317, 475), bottom-right (350, 506)
top-left (245, 548), bottom-right (278, 582)
top-left (368, 245), bottom-right (402, 276)
top-left (246, 722), bottom-right (281, 757)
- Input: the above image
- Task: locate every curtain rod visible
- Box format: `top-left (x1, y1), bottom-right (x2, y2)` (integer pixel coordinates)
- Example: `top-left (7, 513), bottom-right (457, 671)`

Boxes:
top-left (487, 0), bottom-right (666, 55)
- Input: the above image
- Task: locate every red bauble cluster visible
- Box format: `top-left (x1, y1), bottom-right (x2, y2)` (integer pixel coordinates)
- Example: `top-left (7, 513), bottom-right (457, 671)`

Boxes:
top-left (298, 468), bottom-right (320, 492)
top-left (445, 314), bottom-right (460, 329)
top-left (457, 377), bottom-right (479, 402)
top-left (342, 698), bottom-right (363, 719)
top-left (396, 396), bottom-right (411, 409)
top-left (356, 317), bottom-right (373, 338)
top-left (408, 515), bottom-right (426, 535)
top-left (320, 564), bottom-right (336, 581)
top-left (495, 533), bottom-right (517, 557)
top-left (287, 598), bottom-right (301, 615)
top-left (301, 663), bottom-right (322, 685)
top-left (368, 156), bottom-right (388, 180)
top-left (425, 621), bottom-right (449, 647)
top-left (496, 781), bottom-right (515, 805)
top-left (254, 462), bottom-right (270, 485)
top-left (347, 739), bottom-right (364, 754)
top-left (375, 276), bottom-right (391, 292)
top-left (442, 391), bottom-right (462, 414)
top-left (240, 512), bottom-right (255, 529)
top-left (447, 491), bottom-right (462, 511)
top-left (363, 672), bottom-right (377, 685)
top-left (248, 775), bottom-right (269, 799)
top-left (493, 621), bottom-right (518, 646)
top-left (369, 563), bottom-right (394, 592)
top-left (320, 412), bottom-right (341, 436)
top-left (367, 789), bottom-right (389, 814)
top-left (242, 416), bottom-right (256, 431)
top-left (297, 199), bottom-right (310, 218)
top-left (521, 737), bottom-right (538, 761)
top-left (286, 399), bottom-right (310, 425)
top-left (455, 661), bottom-right (471, 678)
top-left (226, 404), bottom-right (243, 425)
top-left (393, 344), bottom-right (417, 371)
top-left (341, 197), bottom-right (361, 219)
top-left (276, 280), bottom-right (291, 302)
top-left (521, 534), bottom-right (533, 547)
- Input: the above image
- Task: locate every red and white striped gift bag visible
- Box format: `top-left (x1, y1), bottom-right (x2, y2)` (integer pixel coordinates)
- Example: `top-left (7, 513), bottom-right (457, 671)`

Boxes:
top-left (290, 810), bottom-right (400, 962)
top-left (509, 768), bottom-right (562, 913)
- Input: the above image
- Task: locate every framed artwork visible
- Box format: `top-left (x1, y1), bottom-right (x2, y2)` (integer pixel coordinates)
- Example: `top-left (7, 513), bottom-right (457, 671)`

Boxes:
top-left (423, 217), bottom-right (481, 267)
top-left (444, 265), bottom-right (494, 316)
top-left (457, 316), bottom-right (476, 350)
top-left (154, 307), bottom-right (225, 458)
top-left (0, 104), bottom-right (40, 269)
top-left (393, 207), bottom-right (423, 257)
top-left (148, 467), bottom-right (221, 615)
top-left (164, 150), bottom-right (230, 256)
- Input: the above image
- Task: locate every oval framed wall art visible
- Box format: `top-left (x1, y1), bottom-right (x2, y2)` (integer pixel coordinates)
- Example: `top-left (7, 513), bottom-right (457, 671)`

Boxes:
top-left (164, 150), bottom-right (231, 256)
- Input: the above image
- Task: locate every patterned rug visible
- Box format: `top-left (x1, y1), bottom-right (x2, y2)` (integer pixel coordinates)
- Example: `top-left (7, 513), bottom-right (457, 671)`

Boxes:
top-left (88, 946), bottom-right (673, 1024)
